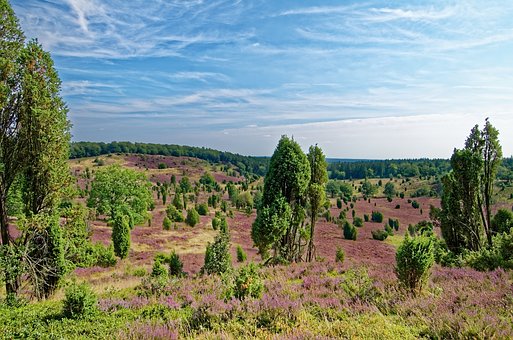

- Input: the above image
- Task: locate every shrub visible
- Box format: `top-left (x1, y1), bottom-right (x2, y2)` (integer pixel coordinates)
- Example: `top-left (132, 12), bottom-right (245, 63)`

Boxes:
top-left (163, 216), bottom-right (172, 230)
top-left (463, 228), bottom-right (513, 271)
top-left (202, 233), bottom-right (231, 275)
top-left (343, 221), bottom-right (357, 241)
top-left (341, 267), bottom-right (378, 303)
top-left (363, 214), bottom-right (369, 222)
top-left (387, 197), bottom-right (393, 202)
top-left (186, 208), bottom-right (200, 227)
top-left (395, 204), bottom-right (401, 209)
top-left (63, 282), bottom-right (97, 319)
top-left (353, 216), bottom-right (363, 227)
top-left (388, 218), bottom-right (400, 231)
top-left (385, 224), bottom-right (394, 236)
top-left (197, 203), bottom-right (209, 216)
top-left (94, 244), bottom-right (117, 267)
top-left (112, 214), bottom-right (130, 259)
top-left (400, 192), bottom-right (405, 199)
top-left (335, 247), bottom-right (345, 263)
top-left (166, 204), bottom-right (184, 222)
top-left (168, 251), bottom-right (184, 277)
top-left (231, 263), bottom-right (263, 300)
top-left (219, 216), bottom-right (229, 234)
top-left (212, 217), bottom-right (220, 230)
top-left (395, 235), bottom-right (435, 294)
top-left (411, 200), bottom-right (420, 209)
top-left (372, 229), bottom-right (388, 241)
top-left (236, 245), bottom-right (247, 262)
top-left (336, 198), bottom-right (342, 209)
top-left (151, 259), bottom-right (168, 279)
top-left (339, 210), bottom-right (346, 220)
top-left (371, 211), bottom-right (383, 223)
top-left (491, 209), bottom-right (513, 234)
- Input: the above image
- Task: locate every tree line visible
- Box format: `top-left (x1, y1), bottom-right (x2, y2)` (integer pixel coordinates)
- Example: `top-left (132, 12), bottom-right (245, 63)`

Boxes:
top-left (70, 141), bottom-right (269, 177)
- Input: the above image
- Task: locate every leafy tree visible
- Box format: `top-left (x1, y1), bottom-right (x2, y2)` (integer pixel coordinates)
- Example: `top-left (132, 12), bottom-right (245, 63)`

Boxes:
top-left (0, 2), bottom-right (71, 298)
top-left (186, 207), bottom-right (200, 227)
top-left (361, 179), bottom-right (377, 197)
top-left (112, 214), bottom-right (130, 259)
top-left (383, 182), bottom-right (396, 199)
top-left (252, 136), bottom-right (310, 262)
top-left (306, 144), bottom-right (328, 262)
top-left (326, 180), bottom-right (339, 198)
top-left (87, 165), bottom-right (152, 225)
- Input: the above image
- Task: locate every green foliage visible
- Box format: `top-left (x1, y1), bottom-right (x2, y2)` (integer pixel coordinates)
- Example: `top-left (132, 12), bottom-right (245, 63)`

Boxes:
top-left (212, 217), bottom-right (220, 230)
top-left (361, 180), bottom-right (377, 197)
top-left (197, 203), bottom-right (209, 216)
top-left (252, 196), bottom-right (291, 258)
top-left (372, 229), bottom-right (388, 241)
top-left (335, 247), bottom-right (345, 263)
top-left (371, 211), bottom-right (384, 223)
top-left (411, 200), bottom-right (420, 209)
top-left (364, 214), bottom-right (369, 222)
top-left (343, 221), bottom-right (357, 240)
top-left (353, 216), bottom-right (364, 227)
top-left (463, 227), bottom-right (513, 271)
top-left (384, 224), bottom-right (394, 236)
top-left (186, 207), bottom-right (200, 227)
top-left (231, 263), bottom-right (263, 300)
top-left (388, 218), bottom-right (400, 231)
top-left (202, 233), bottom-right (231, 275)
top-left (236, 245), bottom-right (247, 262)
top-left (491, 209), bottom-right (513, 234)
top-left (112, 214), bottom-right (131, 259)
top-left (166, 204), bottom-right (184, 222)
top-left (254, 135), bottom-right (311, 262)
top-left (163, 216), bottom-right (172, 230)
top-left (93, 244), bottom-right (117, 267)
top-left (172, 193), bottom-right (183, 210)
top-left (151, 259), bottom-right (168, 279)
top-left (384, 182), bottom-right (396, 199)
top-left (341, 267), bottom-right (378, 303)
top-left (62, 282), bottom-right (97, 319)
top-left (87, 164), bottom-right (152, 224)
top-left (336, 198), bottom-right (342, 209)
top-left (168, 251), bottom-right (184, 277)
top-left (396, 236), bottom-right (435, 294)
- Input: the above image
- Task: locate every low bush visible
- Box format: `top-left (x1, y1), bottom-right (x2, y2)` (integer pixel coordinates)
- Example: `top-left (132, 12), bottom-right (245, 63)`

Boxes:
top-left (372, 229), bottom-right (388, 241)
top-left (163, 216), bottom-right (172, 230)
top-left (371, 211), bottom-right (383, 223)
top-left (463, 228), bottom-right (513, 271)
top-left (169, 251), bottom-right (184, 277)
top-left (230, 263), bottom-right (263, 300)
top-left (186, 208), bottom-right (200, 227)
top-left (353, 216), bottom-right (364, 227)
top-left (202, 233), bottom-right (231, 275)
top-left (363, 214), bottom-right (369, 222)
top-left (411, 200), bottom-right (420, 209)
top-left (166, 204), bottom-right (184, 222)
top-left (197, 203), bottom-right (209, 216)
top-left (63, 282), bottom-right (97, 319)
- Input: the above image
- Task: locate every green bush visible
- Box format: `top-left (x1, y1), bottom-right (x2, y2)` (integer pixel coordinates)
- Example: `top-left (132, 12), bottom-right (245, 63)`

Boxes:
top-left (385, 224), bottom-right (394, 236)
top-left (336, 198), bottom-right (342, 209)
top-left (491, 209), bottom-right (513, 234)
top-left (212, 217), bottom-right (220, 230)
top-left (236, 245), bottom-right (247, 263)
top-left (151, 259), bottom-right (168, 279)
top-left (396, 235), bottom-right (434, 294)
top-left (343, 221), bottom-right (357, 240)
top-left (353, 216), bottom-right (363, 227)
top-left (395, 204), bottom-right (401, 209)
top-left (166, 204), bottom-right (184, 222)
top-left (202, 233), bottom-right (231, 275)
top-left (197, 203), bottom-right (209, 216)
top-left (372, 229), bottom-right (388, 241)
top-left (339, 210), bottom-right (346, 220)
top-left (219, 216), bottom-right (229, 234)
top-left (112, 214), bottom-right (130, 259)
top-left (186, 208), bottom-right (200, 227)
top-left (363, 214), bottom-right (369, 222)
top-left (341, 267), bottom-right (378, 303)
top-left (163, 216), bottom-right (172, 230)
top-left (62, 282), bottom-right (97, 319)
top-left (335, 247), bottom-right (345, 263)
top-left (411, 200), bottom-right (420, 209)
top-left (168, 251), bottom-right (184, 277)
top-left (94, 244), bottom-right (117, 267)
top-left (231, 263), bottom-right (263, 300)
top-left (463, 228), bottom-right (513, 271)
top-left (371, 211), bottom-right (383, 223)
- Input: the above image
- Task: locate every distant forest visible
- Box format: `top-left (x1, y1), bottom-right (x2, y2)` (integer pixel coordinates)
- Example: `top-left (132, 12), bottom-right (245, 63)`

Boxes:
top-left (70, 141), bottom-right (513, 180)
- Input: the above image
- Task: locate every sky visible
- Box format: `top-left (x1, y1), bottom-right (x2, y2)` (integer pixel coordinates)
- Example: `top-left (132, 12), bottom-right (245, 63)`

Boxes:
top-left (11, 0), bottom-right (513, 158)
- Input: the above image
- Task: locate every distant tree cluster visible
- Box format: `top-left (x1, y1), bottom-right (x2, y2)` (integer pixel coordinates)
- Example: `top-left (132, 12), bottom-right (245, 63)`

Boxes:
top-left (69, 141), bottom-right (268, 177)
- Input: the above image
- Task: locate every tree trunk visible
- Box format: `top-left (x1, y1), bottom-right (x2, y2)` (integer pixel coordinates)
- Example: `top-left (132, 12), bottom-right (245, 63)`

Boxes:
top-left (307, 213), bottom-right (315, 262)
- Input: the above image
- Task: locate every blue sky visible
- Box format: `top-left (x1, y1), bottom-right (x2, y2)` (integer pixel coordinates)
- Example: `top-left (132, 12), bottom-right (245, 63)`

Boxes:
top-left (11, 0), bottom-right (513, 158)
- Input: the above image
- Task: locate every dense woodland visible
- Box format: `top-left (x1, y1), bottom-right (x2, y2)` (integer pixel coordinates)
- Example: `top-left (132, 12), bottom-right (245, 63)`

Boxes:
top-left (2, 1), bottom-right (513, 338)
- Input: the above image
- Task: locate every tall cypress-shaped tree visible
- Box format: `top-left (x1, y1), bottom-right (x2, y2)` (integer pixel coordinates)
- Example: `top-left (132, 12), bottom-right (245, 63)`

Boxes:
top-left (252, 136), bottom-right (310, 262)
